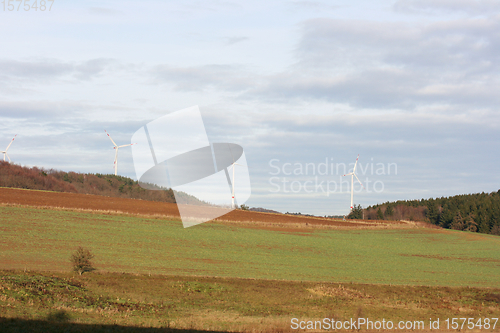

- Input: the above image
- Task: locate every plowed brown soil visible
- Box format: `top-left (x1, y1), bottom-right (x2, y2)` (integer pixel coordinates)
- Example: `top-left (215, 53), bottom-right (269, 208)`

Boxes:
top-left (0, 187), bottom-right (180, 216)
top-left (0, 187), bottom-right (426, 228)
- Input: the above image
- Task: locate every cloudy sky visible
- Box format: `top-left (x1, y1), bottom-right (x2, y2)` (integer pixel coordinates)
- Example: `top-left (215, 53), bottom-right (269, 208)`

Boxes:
top-left (1, 0), bottom-right (499, 215)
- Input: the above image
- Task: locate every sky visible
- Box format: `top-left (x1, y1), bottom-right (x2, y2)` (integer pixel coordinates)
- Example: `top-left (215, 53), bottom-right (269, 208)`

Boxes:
top-left (1, 0), bottom-right (499, 216)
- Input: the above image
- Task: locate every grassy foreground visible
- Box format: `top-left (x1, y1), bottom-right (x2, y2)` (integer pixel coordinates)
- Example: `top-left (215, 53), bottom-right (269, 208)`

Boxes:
top-left (2, 204), bottom-right (500, 331)
top-left (1, 205), bottom-right (500, 287)
top-left (1, 270), bottom-right (500, 332)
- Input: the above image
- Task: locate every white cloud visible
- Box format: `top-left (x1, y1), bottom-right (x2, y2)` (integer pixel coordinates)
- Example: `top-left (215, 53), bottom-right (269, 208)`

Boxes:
top-left (0, 59), bottom-right (73, 79)
top-left (225, 36), bottom-right (250, 45)
top-left (144, 13), bottom-right (500, 112)
top-left (151, 64), bottom-right (256, 92)
top-left (0, 58), bottom-right (117, 83)
top-left (262, 15), bottom-right (500, 109)
top-left (288, 1), bottom-right (341, 12)
top-left (88, 7), bottom-right (122, 15)
top-left (394, 0), bottom-right (500, 15)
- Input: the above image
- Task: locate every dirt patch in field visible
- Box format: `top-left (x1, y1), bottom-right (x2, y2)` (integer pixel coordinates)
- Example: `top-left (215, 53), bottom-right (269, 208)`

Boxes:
top-left (308, 284), bottom-right (372, 299)
top-left (219, 211), bottom-right (371, 227)
top-left (0, 187), bottom-right (433, 229)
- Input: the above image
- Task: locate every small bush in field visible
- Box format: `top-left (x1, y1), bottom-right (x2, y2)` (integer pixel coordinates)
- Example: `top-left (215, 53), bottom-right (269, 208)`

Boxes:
top-left (71, 247), bottom-right (95, 275)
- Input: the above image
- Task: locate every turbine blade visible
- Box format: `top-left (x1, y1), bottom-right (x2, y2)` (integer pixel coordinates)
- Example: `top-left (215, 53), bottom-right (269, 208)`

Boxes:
top-left (353, 154), bottom-right (359, 172)
top-left (118, 143), bottom-right (136, 148)
top-left (5, 134), bottom-right (16, 151)
top-left (343, 172), bottom-right (353, 177)
top-left (354, 173), bottom-right (365, 189)
top-left (6, 153), bottom-right (10, 162)
top-left (105, 130), bottom-right (118, 147)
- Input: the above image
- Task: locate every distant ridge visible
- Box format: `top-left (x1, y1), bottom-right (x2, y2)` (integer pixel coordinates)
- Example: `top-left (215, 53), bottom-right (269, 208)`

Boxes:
top-left (0, 161), bottom-right (204, 205)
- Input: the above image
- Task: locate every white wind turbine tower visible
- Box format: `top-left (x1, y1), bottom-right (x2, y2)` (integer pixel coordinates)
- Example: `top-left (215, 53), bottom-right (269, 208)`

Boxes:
top-left (1, 135), bottom-right (17, 162)
top-left (343, 154), bottom-right (365, 211)
top-left (105, 130), bottom-right (136, 176)
top-left (228, 144), bottom-right (245, 209)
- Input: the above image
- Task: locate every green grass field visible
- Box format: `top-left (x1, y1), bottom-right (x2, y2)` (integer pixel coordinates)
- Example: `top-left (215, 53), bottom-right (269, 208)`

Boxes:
top-left (1, 205), bottom-right (500, 288)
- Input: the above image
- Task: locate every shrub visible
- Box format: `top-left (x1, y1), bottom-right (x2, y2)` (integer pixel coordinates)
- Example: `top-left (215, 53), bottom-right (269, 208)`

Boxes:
top-left (70, 247), bottom-right (95, 275)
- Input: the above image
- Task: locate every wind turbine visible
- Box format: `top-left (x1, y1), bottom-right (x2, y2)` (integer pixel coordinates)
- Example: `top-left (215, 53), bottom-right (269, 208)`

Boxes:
top-left (105, 130), bottom-right (136, 176)
top-left (343, 154), bottom-right (365, 211)
top-left (1, 135), bottom-right (17, 162)
top-left (227, 144), bottom-right (245, 209)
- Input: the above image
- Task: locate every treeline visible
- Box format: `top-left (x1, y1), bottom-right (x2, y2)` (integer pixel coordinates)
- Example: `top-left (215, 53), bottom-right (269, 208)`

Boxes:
top-left (362, 191), bottom-right (500, 236)
top-left (0, 162), bottom-right (202, 204)
top-left (250, 207), bottom-right (282, 214)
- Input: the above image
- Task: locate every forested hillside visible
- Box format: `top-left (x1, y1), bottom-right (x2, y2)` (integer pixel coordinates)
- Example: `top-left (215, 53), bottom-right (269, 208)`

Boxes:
top-left (362, 191), bottom-right (500, 235)
top-left (0, 161), bottom-right (202, 204)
